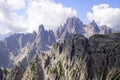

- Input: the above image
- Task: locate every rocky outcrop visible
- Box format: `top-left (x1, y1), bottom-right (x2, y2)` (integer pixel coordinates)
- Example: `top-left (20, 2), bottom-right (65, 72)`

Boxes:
top-left (55, 17), bottom-right (85, 42)
top-left (6, 62), bottom-right (24, 80)
top-left (34, 24), bottom-right (56, 51)
top-left (89, 33), bottom-right (120, 80)
top-left (0, 25), bottom-right (56, 68)
top-left (21, 55), bottom-right (44, 80)
top-left (55, 17), bottom-right (112, 41)
top-left (6, 33), bottom-right (120, 80)
top-left (0, 68), bottom-right (3, 80)
top-left (44, 35), bottom-right (89, 80)
top-left (84, 20), bottom-right (112, 38)
top-left (99, 25), bottom-right (112, 34)
top-left (84, 20), bottom-right (100, 37)
top-left (0, 32), bottom-right (36, 68)
top-left (41, 33), bottom-right (120, 80)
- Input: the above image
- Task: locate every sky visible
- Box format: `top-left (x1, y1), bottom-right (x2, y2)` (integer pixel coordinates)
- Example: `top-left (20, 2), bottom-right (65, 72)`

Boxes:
top-left (55, 0), bottom-right (120, 23)
top-left (0, 0), bottom-right (120, 36)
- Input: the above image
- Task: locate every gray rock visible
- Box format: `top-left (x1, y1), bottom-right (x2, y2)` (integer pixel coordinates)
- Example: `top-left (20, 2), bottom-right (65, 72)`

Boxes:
top-left (99, 25), bottom-right (111, 34)
top-left (0, 68), bottom-right (3, 80)
top-left (22, 55), bottom-right (44, 80)
top-left (34, 24), bottom-right (56, 51)
top-left (6, 33), bottom-right (120, 80)
top-left (0, 17), bottom-right (116, 70)
top-left (6, 62), bottom-right (24, 80)
top-left (84, 20), bottom-right (100, 37)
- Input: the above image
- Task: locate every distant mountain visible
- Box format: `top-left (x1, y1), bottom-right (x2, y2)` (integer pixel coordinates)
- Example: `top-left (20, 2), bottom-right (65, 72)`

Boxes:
top-left (0, 33), bottom-right (13, 40)
top-left (55, 17), bottom-right (85, 42)
top-left (99, 25), bottom-right (112, 34)
top-left (34, 24), bottom-right (56, 51)
top-left (4, 33), bottom-right (120, 80)
top-left (0, 32), bottom-right (36, 68)
top-left (0, 17), bottom-right (114, 68)
top-left (84, 20), bottom-right (100, 37)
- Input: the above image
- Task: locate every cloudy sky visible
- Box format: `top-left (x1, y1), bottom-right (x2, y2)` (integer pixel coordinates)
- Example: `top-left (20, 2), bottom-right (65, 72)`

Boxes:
top-left (0, 0), bottom-right (120, 36)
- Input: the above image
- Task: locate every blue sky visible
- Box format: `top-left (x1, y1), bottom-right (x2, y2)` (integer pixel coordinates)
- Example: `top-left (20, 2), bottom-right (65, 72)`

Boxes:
top-left (54, 0), bottom-right (120, 24)
top-left (0, 0), bottom-right (120, 36)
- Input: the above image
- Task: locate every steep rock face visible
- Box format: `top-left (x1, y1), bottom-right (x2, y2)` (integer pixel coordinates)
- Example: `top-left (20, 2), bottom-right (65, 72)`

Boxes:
top-left (55, 17), bottom-right (112, 41)
top-left (0, 41), bottom-right (10, 67)
top-left (0, 32), bottom-right (36, 68)
top-left (28, 33), bottom-right (120, 80)
top-left (0, 24), bottom-right (56, 68)
top-left (84, 21), bottom-right (112, 38)
top-left (99, 25), bottom-right (112, 34)
top-left (5, 33), bottom-right (36, 53)
top-left (84, 20), bottom-right (100, 37)
top-left (55, 17), bottom-right (85, 41)
top-left (6, 62), bottom-right (24, 80)
top-left (0, 16), bottom-right (114, 69)
top-left (0, 68), bottom-right (3, 80)
top-left (11, 25), bottom-right (56, 68)
top-left (6, 33), bottom-right (120, 80)
top-left (19, 35), bottom-right (89, 80)
top-left (21, 55), bottom-right (44, 80)
top-left (64, 17), bottom-right (85, 34)
top-left (43, 35), bottom-right (89, 80)
top-left (34, 24), bottom-right (56, 51)
top-left (89, 33), bottom-right (120, 80)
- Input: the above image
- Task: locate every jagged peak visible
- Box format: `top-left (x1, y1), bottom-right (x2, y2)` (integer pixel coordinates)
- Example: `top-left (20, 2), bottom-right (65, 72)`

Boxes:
top-left (67, 16), bottom-right (80, 21)
top-left (88, 20), bottom-right (98, 26)
top-left (66, 16), bottom-right (83, 25)
top-left (86, 20), bottom-right (100, 32)
top-left (38, 24), bottom-right (45, 33)
top-left (100, 25), bottom-right (108, 27)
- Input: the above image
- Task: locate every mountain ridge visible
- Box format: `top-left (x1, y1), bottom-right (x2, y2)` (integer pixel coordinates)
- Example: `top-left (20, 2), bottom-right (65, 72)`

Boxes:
top-left (0, 16), bottom-right (114, 68)
top-left (3, 33), bottom-right (120, 80)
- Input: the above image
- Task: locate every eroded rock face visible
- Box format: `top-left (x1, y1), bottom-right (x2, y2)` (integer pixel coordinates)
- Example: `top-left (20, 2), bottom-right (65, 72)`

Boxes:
top-left (0, 17), bottom-right (113, 69)
top-left (43, 35), bottom-right (89, 80)
top-left (0, 68), bottom-right (3, 80)
top-left (22, 55), bottom-right (44, 80)
top-left (0, 32), bottom-right (37, 68)
top-left (89, 33), bottom-right (120, 80)
top-left (42, 33), bottom-right (120, 80)
top-left (6, 33), bottom-right (120, 80)
top-left (34, 24), bottom-right (56, 51)
top-left (6, 62), bottom-right (24, 80)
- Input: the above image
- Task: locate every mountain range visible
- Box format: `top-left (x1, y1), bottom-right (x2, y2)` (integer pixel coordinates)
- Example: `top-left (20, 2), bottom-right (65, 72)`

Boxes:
top-left (0, 16), bottom-right (119, 80)
top-left (0, 16), bottom-right (113, 68)
top-left (0, 33), bottom-right (120, 80)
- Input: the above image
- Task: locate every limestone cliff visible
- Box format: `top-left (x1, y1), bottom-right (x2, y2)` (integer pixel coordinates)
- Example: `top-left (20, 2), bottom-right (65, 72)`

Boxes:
top-left (5, 33), bottom-right (120, 80)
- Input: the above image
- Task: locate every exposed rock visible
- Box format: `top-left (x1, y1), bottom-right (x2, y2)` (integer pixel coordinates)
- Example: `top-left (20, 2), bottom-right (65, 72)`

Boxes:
top-left (0, 16), bottom-right (115, 69)
top-left (99, 25), bottom-right (111, 34)
top-left (0, 32), bottom-right (37, 68)
top-left (34, 24), bottom-right (56, 51)
top-left (43, 35), bottom-right (89, 80)
top-left (6, 33), bottom-right (120, 80)
top-left (0, 24), bottom-right (56, 68)
top-left (89, 33), bottom-right (120, 80)
top-left (6, 62), bottom-right (24, 80)
top-left (22, 55), bottom-right (44, 80)
top-left (64, 17), bottom-right (85, 34)
top-left (84, 20), bottom-right (100, 37)
top-left (55, 16), bottom-right (85, 42)
top-left (0, 68), bottom-right (3, 80)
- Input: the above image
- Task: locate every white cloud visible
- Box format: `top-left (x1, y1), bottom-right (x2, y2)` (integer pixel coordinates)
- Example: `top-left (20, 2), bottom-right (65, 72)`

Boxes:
top-left (6, 0), bottom-right (26, 10)
top-left (0, 0), bottom-right (27, 34)
top-left (87, 4), bottom-right (120, 30)
top-left (0, 0), bottom-right (77, 35)
top-left (26, 0), bottom-right (77, 32)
